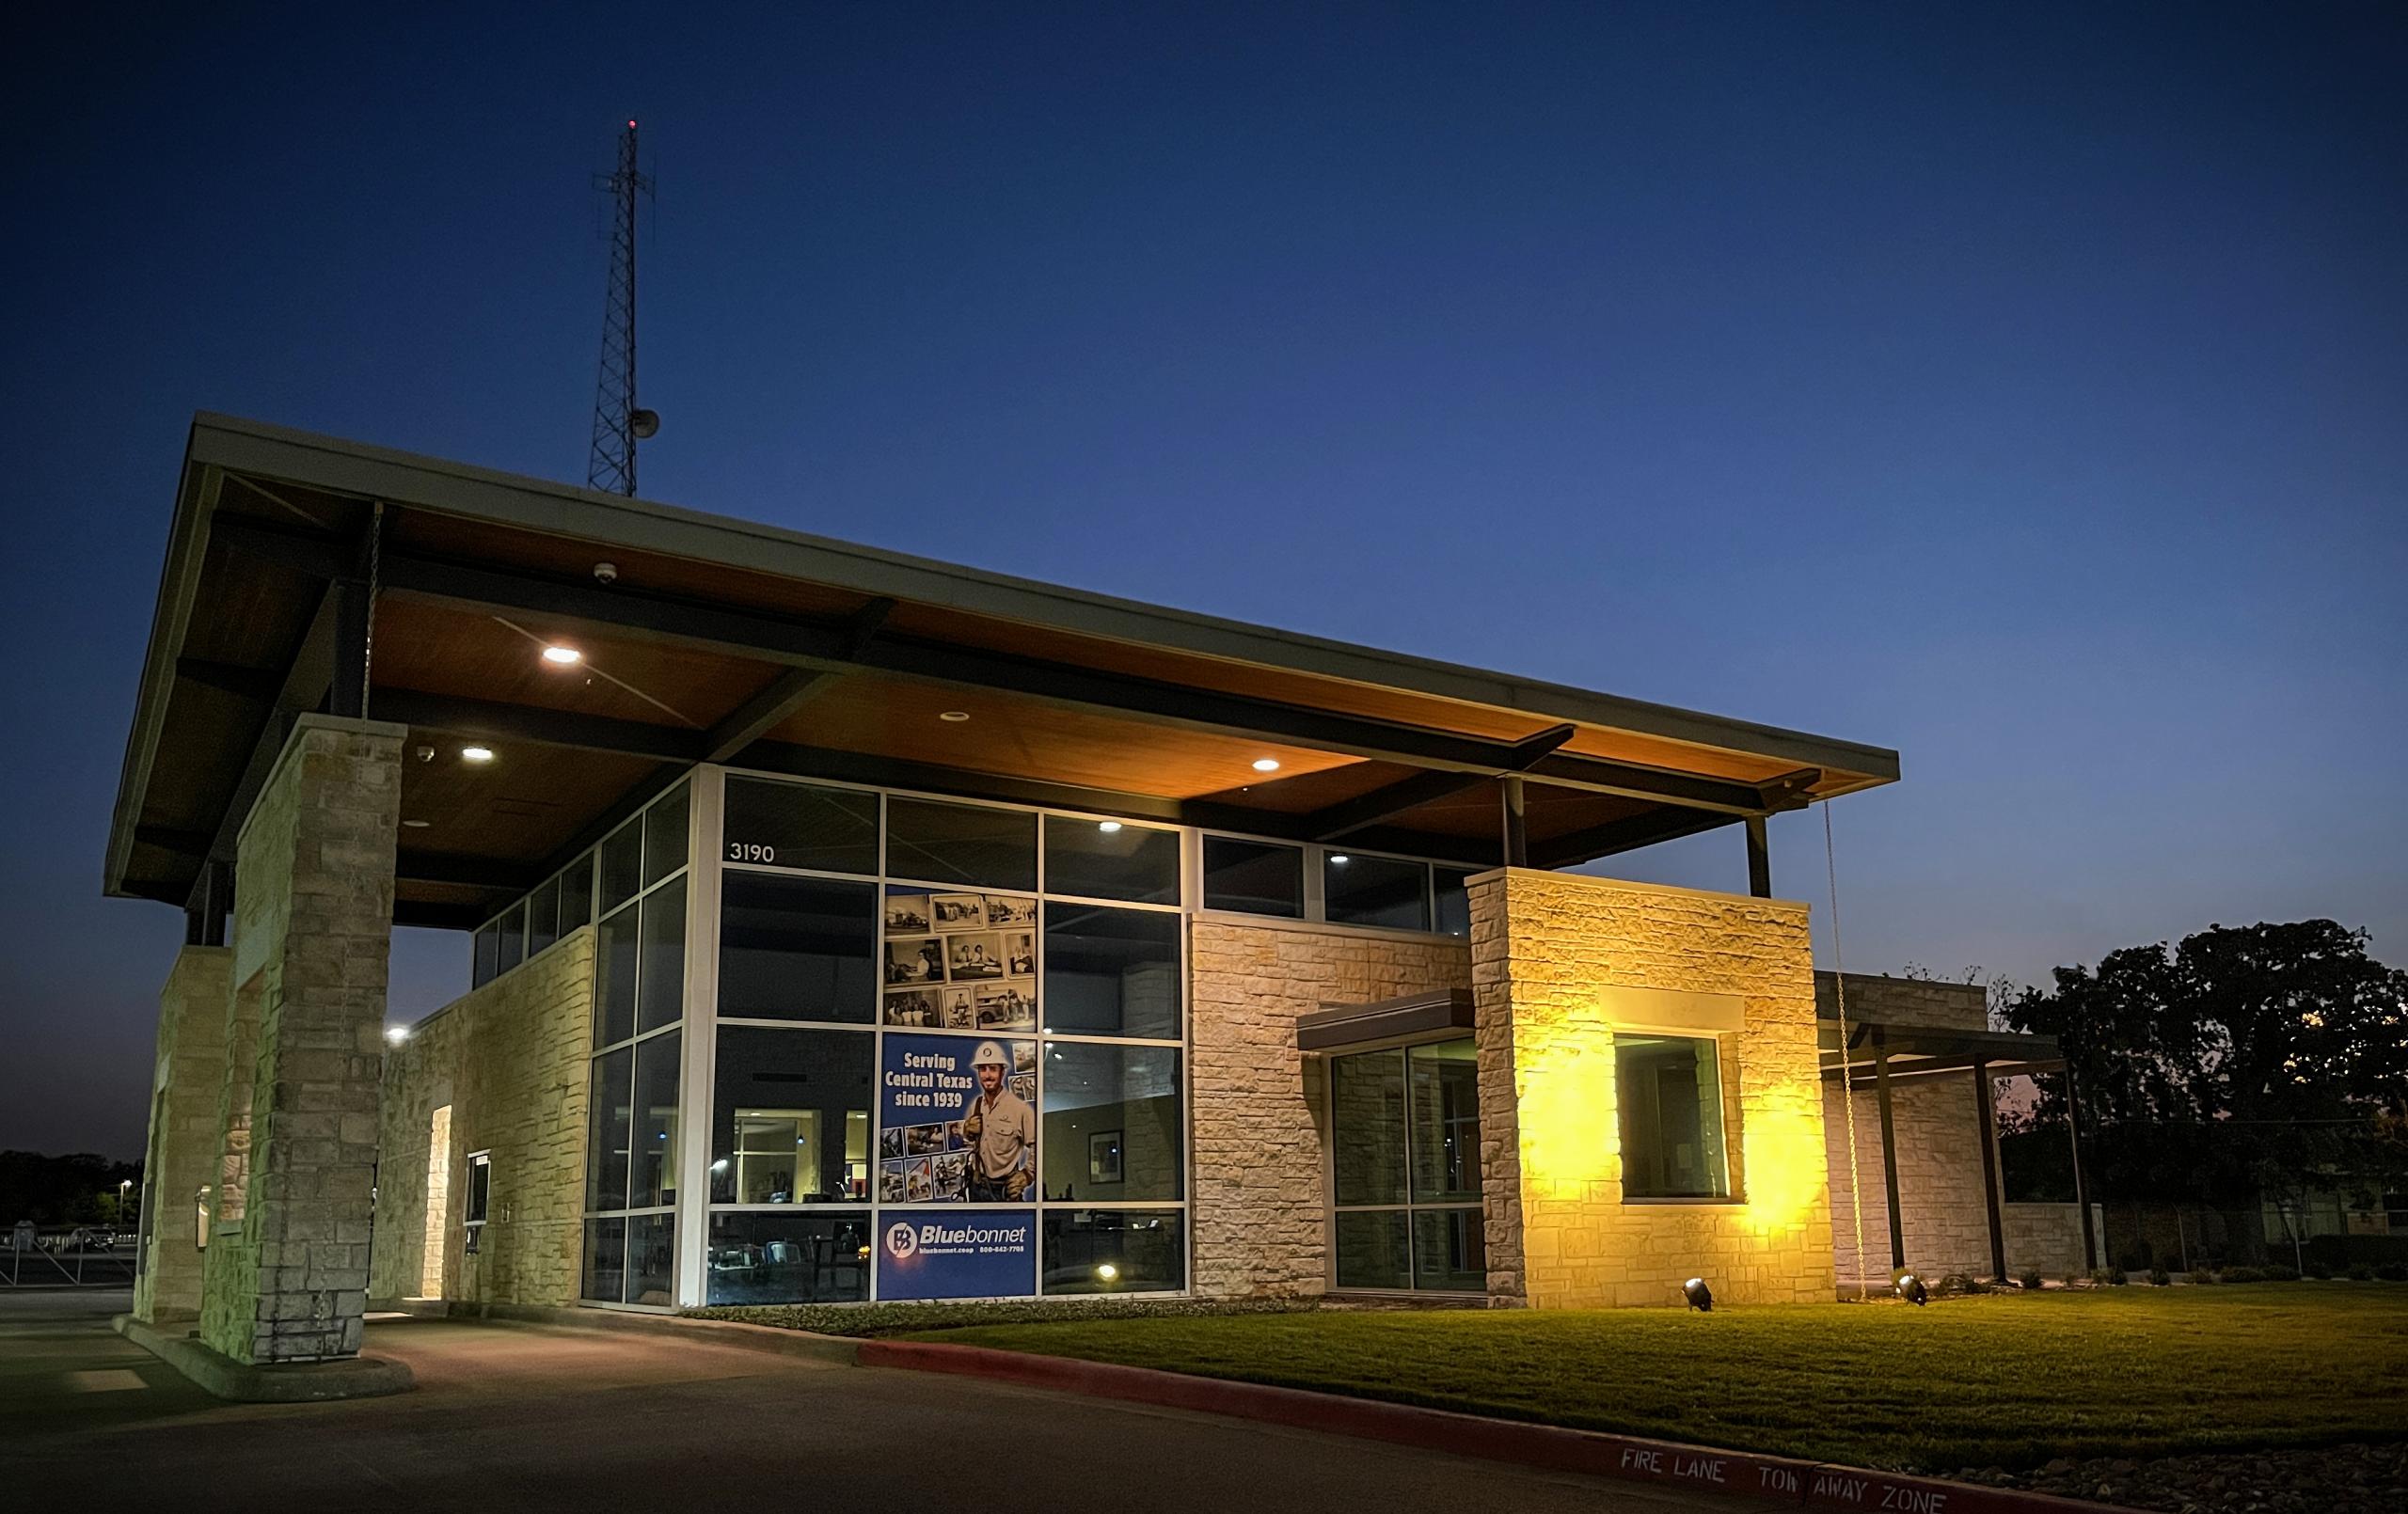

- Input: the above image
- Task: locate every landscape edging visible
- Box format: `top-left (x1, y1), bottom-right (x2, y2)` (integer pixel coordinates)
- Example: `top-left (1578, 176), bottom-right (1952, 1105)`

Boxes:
top-left (855, 1339), bottom-right (2123, 1514)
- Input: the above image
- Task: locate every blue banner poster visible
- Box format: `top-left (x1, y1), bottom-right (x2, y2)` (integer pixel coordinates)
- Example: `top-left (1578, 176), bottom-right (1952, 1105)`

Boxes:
top-left (877, 1209), bottom-right (1037, 1301)
top-left (877, 1033), bottom-right (1038, 1205)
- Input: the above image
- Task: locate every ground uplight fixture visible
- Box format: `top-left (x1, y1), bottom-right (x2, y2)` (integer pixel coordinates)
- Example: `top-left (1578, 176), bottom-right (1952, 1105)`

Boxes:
top-left (1683, 1276), bottom-right (1714, 1312)
top-left (542, 645), bottom-right (582, 666)
top-left (461, 745), bottom-right (495, 764)
top-left (1252, 758), bottom-right (1281, 772)
top-left (1096, 1263), bottom-right (1119, 1283)
top-left (1896, 1271), bottom-right (1929, 1306)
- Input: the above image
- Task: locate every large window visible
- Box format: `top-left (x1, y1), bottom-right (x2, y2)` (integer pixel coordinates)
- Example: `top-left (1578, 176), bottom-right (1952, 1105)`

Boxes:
top-left (702, 776), bottom-right (1187, 1305)
top-left (718, 873), bottom-right (877, 1023)
top-left (1615, 1034), bottom-right (1731, 1200)
top-left (1327, 1038), bottom-right (1484, 1292)
top-left (708, 1027), bottom-right (873, 1205)
top-left (581, 782), bottom-right (690, 1305)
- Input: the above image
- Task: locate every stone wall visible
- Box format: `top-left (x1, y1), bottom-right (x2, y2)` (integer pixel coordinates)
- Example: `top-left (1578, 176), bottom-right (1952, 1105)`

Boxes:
top-left (2004, 1202), bottom-right (2104, 1278)
top-left (134, 945), bottom-right (232, 1322)
top-left (1816, 971), bottom-right (2022, 1287)
top-left (198, 715), bottom-right (403, 1364)
top-left (1188, 919), bottom-right (1470, 1297)
top-left (1470, 869), bottom-right (1834, 1309)
top-left (1814, 971), bottom-right (1988, 1033)
top-left (1824, 1071), bottom-right (2000, 1284)
top-left (369, 927), bottom-right (595, 1308)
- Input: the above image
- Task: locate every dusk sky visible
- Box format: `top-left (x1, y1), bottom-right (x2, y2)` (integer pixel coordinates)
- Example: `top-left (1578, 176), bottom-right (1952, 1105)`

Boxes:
top-left (4, 3), bottom-right (2402, 1160)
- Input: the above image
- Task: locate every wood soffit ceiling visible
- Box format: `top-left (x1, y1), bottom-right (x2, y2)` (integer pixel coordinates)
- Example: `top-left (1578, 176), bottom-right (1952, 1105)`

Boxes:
top-left (109, 418), bottom-right (1901, 925)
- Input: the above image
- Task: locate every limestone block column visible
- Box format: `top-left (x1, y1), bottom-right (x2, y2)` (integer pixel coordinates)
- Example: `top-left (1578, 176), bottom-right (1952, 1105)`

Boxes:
top-left (134, 945), bottom-right (234, 1323)
top-left (198, 714), bottom-right (405, 1364)
top-left (1470, 867), bottom-right (1835, 1310)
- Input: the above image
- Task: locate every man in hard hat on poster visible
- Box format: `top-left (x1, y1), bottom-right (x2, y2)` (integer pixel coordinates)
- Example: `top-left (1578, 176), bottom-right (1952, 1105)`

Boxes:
top-left (958, 1040), bottom-right (1035, 1202)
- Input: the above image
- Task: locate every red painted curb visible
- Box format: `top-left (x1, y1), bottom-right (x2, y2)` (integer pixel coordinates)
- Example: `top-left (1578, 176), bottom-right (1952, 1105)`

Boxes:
top-left (856, 1340), bottom-right (2125, 1514)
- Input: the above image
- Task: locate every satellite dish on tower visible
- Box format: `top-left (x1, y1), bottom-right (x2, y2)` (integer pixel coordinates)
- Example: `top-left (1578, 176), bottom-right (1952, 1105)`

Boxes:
top-left (629, 408), bottom-right (660, 440)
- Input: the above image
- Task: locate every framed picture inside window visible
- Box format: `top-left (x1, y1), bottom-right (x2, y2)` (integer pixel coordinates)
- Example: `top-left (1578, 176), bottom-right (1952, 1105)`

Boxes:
top-left (1088, 1130), bottom-right (1124, 1186)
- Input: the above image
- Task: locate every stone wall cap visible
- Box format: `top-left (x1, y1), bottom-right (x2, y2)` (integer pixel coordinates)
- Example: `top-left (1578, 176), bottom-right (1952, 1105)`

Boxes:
top-left (1465, 866), bottom-right (1811, 915)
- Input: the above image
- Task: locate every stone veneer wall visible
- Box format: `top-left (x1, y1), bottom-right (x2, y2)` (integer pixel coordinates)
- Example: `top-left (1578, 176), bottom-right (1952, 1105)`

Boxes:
top-left (1188, 919), bottom-right (1471, 1297)
top-left (198, 716), bottom-right (403, 1364)
top-left (2003, 1202), bottom-right (2105, 1277)
top-left (134, 945), bottom-right (233, 1322)
top-left (1471, 869), bottom-right (1835, 1309)
top-left (369, 927), bottom-right (595, 1308)
top-left (1816, 972), bottom-right (2008, 1285)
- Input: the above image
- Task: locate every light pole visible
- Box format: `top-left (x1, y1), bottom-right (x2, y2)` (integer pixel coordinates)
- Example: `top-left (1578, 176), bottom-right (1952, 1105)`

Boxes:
top-left (118, 1180), bottom-right (131, 1245)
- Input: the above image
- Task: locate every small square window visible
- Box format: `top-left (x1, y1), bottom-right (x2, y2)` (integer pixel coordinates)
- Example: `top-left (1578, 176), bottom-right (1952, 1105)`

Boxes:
top-left (464, 1151), bottom-right (491, 1226)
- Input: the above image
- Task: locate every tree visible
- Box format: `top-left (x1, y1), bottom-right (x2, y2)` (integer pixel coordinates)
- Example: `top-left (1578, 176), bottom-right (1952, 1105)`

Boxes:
top-left (2002, 921), bottom-right (2408, 1252)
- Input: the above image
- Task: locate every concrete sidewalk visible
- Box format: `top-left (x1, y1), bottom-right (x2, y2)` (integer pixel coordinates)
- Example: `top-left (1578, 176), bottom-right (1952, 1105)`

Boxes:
top-left (2, 1293), bottom-right (1741, 1511)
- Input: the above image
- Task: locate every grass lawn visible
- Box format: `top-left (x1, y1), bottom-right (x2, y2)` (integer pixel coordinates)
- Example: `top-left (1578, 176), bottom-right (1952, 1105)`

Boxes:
top-left (907, 1285), bottom-right (2408, 1473)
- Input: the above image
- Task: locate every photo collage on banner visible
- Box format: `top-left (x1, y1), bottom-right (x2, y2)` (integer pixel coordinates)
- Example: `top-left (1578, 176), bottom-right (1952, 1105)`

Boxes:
top-left (879, 890), bottom-right (1038, 1035)
top-left (877, 886), bottom-right (1039, 1208)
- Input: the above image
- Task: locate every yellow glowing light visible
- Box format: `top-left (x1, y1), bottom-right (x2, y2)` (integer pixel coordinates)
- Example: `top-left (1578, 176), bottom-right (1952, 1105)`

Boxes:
top-left (1738, 1104), bottom-right (1827, 1232)
top-left (1515, 1042), bottom-right (1618, 1201)
top-left (1096, 1263), bottom-right (1119, 1282)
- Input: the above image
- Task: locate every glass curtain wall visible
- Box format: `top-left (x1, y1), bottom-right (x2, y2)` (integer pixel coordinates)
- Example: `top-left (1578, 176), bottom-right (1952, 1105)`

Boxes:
top-left (1328, 1038), bottom-right (1484, 1292)
top-left (704, 776), bottom-right (1187, 1304)
top-left (581, 782), bottom-right (690, 1305)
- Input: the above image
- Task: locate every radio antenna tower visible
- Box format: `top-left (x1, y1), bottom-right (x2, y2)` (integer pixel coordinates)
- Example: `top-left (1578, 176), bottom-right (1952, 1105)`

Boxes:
top-left (587, 118), bottom-right (657, 496)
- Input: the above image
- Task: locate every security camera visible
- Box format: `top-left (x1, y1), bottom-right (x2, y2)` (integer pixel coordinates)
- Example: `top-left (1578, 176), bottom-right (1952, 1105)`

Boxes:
top-left (593, 561), bottom-right (618, 585)
top-left (414, 745), bottom-right (435, 764)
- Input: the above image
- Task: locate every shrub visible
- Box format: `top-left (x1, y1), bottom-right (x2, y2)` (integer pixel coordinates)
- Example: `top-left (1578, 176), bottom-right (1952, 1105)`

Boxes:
top-left (2377, 1263), bottom-right (2408, 1283)
top-left (2020, 1269), bottom-right (2046, 1291)
top-left (2087, 1268), bottom-right (2118, 1285)
top-left (2108, 1267), bottom-right (2129, 1285)
top-left (2345, 1264), bottom-right (2375, 1282)
top-left (2187, 1268), bottom-right (2220, 1285)
top-left (2147, 1268), bottom-right (2171, 1285)
top-left (2221, 1266), bottom-right (2266, 1284)
top-left (2262, 1264), bottom-right (2300, 1282)
top-left (2305, 1259), bottom-right (2334, 1279)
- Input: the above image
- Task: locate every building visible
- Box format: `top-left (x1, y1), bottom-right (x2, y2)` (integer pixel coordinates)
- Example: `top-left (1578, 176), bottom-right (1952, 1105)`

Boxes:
top-left (109, 415), bottom-right (2072, 1370)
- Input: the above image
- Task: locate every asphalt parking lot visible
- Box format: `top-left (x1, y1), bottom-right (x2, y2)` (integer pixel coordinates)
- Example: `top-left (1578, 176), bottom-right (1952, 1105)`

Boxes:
top-left (0, 1291), bottom-right (1756, 1511)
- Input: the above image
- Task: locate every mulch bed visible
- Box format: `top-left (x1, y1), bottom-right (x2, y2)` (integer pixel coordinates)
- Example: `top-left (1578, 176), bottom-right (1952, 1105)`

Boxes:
top-left (1956, 1443), bottom-right (2408, 1513)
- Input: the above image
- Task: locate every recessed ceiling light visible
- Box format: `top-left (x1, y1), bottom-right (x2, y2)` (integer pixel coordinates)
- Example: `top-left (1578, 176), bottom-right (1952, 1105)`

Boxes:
top-left (542, 645), bottom-right (583, 666)
top-left (1251, 758), bottom-right (1281, 772)
top-left (1330, 854), bottom-right (1351, 864)
top-left (402, 819), bottom-right (431, 829)
top-left (461, 745), bottom-right (495, 764)
top-left (1098, 821), bottom-right (1122, 833)
top-left (384, 1024), bottom-right (410, 1045)
top-left (939, 711), bottom-right (971, 723)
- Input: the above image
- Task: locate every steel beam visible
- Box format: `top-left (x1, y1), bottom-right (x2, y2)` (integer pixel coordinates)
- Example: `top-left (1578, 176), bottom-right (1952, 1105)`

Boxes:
top-left (1309, 723), bottom-right (1573, 842)
top-left (183, 582), bottom-right (341, 910)
top-left (1528, 806), bottom-right (1740, 869)
top-left (373, 687), bottom-right (703, 764)
top-left (1745, 814), bottom-right (1771, 897)
top-left (395, 850), bottom-right (538, 891)
top-left (1874, 1026), bottom-right (1906, 1271)
top-left (1974, 1058), bottom-right (2008, 1282)
top-left (1500, 774), bottom-right (1529, 868)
